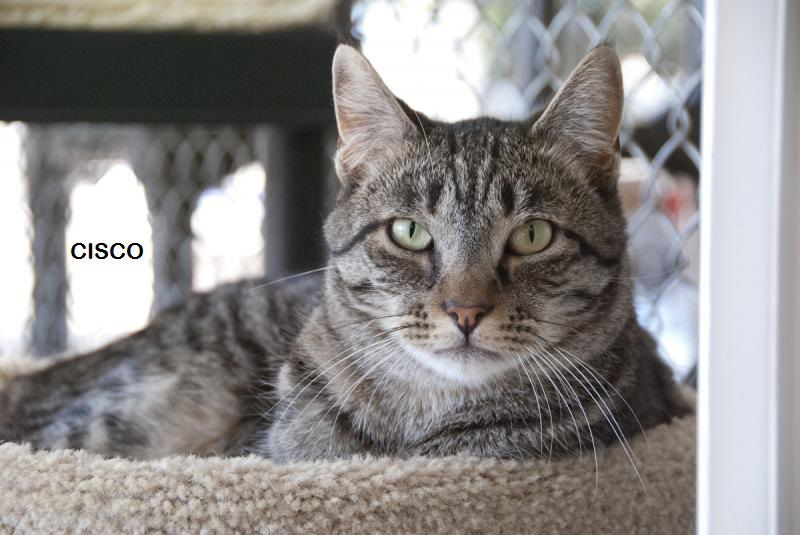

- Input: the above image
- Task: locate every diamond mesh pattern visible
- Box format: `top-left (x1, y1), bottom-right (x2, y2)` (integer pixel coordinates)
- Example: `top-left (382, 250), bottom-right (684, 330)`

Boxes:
top-left (352, 0), bottom-right (702, 378)
top-left (0, 124), bottom-right (268, 353)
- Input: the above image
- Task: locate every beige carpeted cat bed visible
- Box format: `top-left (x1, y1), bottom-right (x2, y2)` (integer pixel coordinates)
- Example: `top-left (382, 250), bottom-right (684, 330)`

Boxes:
top-left (0, 412), bottom-right (695, 533)
top-left (0, 0), bottom-right (337, 32)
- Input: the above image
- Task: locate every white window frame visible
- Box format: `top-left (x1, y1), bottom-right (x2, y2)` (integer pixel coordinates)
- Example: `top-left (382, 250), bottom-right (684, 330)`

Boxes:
top-left (699, 0), bottom-right (799, 533)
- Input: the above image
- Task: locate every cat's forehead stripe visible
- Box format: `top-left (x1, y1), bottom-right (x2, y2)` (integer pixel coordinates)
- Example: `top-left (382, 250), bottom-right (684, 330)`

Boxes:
top-left (426, 124), bottom-right (508, 220)
top-left (444, 129), bottom-right (462, 204)
top-left (500, 180), bottom-right (515, 216)
top-left (425, 178), bottom-right (444, 214)
top-left (478, 132), bottom-right (500, 207)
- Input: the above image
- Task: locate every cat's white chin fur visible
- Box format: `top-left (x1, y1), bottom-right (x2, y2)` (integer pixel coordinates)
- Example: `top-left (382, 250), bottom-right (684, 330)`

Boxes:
top-left (405, 347), bottom-right (516, 386)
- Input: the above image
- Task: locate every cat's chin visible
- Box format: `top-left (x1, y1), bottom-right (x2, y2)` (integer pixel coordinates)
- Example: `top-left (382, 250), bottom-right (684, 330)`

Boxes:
top-left (405, 345), bottom-right (516, 386)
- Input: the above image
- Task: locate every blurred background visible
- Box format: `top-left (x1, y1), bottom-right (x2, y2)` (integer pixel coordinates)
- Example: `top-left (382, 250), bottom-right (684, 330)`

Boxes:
top-left (0, 0), bottom-right (701, 382)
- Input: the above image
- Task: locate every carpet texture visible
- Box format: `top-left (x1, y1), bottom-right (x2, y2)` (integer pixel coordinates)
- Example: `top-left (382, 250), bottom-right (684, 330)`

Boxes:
top-left (0, 0), bottom-right (336, 32)
top-left (0, 410), bottom-right (694, 533)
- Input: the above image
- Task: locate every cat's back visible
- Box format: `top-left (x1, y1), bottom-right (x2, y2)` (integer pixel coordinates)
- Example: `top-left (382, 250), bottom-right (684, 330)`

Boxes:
top-left (163, 273), bottom-right (324, 360)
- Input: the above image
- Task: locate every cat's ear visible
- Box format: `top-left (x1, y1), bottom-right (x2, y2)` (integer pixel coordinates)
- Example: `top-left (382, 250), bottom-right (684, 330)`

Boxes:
top-left (531, 46), bottom-right (623, 181)
top-left (332, 45), bottom-right (417, 180)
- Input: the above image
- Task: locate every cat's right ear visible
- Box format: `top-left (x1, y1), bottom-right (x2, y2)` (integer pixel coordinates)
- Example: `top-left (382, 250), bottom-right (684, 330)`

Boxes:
top-left (332, 45), bottom-right (417, 182)
top-left (530, 46), bottom-right (623, 187)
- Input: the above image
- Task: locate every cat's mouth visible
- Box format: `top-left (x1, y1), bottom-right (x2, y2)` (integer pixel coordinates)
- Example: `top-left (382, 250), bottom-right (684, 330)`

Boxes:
top-left (413, 344), bottom-right (515, 384)
top-left (433, 345), bottom-right (504, 360)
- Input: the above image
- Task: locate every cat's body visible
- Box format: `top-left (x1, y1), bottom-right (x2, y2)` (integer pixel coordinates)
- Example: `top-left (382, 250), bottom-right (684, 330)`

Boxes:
top-left (0, 277), bottom-right (318, 458)
top-left (0, 45), bottom-right (690, 463)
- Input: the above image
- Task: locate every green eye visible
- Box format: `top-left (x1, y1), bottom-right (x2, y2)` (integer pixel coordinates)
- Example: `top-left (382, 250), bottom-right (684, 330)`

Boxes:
top-left (390, 219), bottom-right (433, 251)
top-left (508, 219), bottom-right (553, 255)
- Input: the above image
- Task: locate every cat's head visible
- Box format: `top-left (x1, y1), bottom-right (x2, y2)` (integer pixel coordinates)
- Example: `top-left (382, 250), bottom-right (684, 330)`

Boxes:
top-left (323, 45), bottom-right (632, 385)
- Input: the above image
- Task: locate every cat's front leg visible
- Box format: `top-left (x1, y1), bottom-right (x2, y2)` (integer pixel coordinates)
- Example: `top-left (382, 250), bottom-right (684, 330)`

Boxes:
top-left (264, 395), bottom-right (376, 463)
top-left (404, 426), bottom-right (549, 460)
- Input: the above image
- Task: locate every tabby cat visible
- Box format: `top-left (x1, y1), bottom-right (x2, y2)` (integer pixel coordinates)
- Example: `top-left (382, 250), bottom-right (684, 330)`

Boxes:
top-left (0, 45), bottom-right (689, 465)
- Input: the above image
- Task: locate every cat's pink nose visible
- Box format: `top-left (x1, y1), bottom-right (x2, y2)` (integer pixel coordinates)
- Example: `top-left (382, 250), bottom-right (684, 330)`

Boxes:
top-left (444, 302), bottom-right (493, 337)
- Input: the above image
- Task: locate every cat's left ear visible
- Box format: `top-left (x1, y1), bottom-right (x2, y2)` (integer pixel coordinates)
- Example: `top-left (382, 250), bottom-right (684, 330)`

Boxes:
top-left (531, 46), bottom-right (623, 183)
top-left (332, 44), bottom-right (418, 182)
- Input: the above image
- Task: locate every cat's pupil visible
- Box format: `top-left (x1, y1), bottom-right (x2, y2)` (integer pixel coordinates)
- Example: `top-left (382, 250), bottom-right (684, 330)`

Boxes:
top-left (409, 221), bottom-right (416, 238)
top-left (528, 225), bottom-right (535, 243)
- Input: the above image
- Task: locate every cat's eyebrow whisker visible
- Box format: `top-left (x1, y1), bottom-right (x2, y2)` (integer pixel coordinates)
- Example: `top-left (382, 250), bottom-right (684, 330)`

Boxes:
top-left (411, 109), bottom-right (436, 172)
top-left (246, 266), bottom-right (334, 292)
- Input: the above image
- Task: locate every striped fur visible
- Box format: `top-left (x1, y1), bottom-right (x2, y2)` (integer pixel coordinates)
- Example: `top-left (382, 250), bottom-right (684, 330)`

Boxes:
top-left (1, 278), bottom-right (318, 458)
top-left (0, 45), bottom-right (689, 464)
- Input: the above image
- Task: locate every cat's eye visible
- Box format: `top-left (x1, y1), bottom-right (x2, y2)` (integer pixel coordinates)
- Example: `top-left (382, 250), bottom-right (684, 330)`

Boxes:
top-left (507, 219), bottom-right (553, 255)
top-left (390, 219), bottom-right (433, 251)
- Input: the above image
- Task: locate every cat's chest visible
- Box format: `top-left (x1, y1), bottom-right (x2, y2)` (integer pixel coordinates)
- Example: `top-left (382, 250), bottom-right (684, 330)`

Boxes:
top-left (350, 382), bottom-right (534, 447)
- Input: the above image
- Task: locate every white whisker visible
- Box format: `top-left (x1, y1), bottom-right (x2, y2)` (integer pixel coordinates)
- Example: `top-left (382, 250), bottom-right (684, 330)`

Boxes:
top-left (517, 351), bottom-right (556, 461)
top-left (527, 348), bottom-right (583, 459)
top-left (261, 327), bottom-right (403, 420)
top-left (322, 346), bottom-right (402, 457)
top-left (510, 353), bottom-right (545, 455)
top-left (247, 266), bottom-right (333, 292)
top-left (548, 346), bottom-right (646, 492)
top-left (535, 347), bottom-right (599, 490)
top-left (274, 332), bottom-right (403, 426)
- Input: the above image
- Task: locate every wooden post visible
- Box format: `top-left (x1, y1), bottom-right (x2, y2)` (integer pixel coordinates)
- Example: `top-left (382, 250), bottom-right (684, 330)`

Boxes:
top-left (260, 127), bottom-right (329, 279)
top-left (25, 126), bottom-right (68, 356)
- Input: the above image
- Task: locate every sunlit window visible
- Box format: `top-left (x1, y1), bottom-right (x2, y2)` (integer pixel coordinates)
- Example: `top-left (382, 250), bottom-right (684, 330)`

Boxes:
top-left (0, 123), bottom-right (32, 356)
top-left (66, 163), bottom-right (153, 350)
top-left (192, 162), bottom-right (266, 292)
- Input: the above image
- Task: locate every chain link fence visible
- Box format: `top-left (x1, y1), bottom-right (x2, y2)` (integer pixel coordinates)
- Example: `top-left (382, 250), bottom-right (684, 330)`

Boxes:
top-left (352, 0), bottom-right (702, 379)
top-left (0, 0), bottom-right (701, 380)
top-left (0, 124), bottom-right (270, 354)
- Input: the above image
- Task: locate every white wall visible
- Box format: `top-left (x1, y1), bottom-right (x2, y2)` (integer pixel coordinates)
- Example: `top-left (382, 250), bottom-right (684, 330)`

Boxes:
top-left (699, 0), bottom-right (799, 533)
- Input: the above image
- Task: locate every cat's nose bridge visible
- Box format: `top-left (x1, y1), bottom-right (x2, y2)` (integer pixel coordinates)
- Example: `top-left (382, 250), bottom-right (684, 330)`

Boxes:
top-left (436, 237), bottom-right (499, 306)
top-left (439, 270), bottom-right (496, 312)
top-left (449, 225), bottom-right (506, 277)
